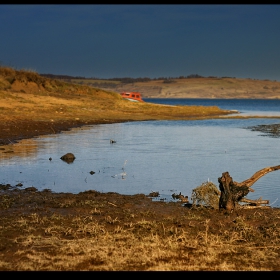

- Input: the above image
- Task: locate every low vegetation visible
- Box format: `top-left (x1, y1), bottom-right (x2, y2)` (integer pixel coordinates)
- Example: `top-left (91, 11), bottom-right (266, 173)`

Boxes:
top-left (0, 184), bottom-right (280, 271)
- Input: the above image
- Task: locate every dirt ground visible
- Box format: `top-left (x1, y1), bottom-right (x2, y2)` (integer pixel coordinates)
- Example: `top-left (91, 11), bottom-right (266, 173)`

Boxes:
top-left (0, 119), bottom-right (123, 146)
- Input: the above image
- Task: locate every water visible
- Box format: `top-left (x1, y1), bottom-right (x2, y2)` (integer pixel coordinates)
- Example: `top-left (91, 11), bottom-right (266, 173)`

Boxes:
top-left (1, 99), bottom-right (280, 207)
top-left (145, 98), bottom-right (280, 117)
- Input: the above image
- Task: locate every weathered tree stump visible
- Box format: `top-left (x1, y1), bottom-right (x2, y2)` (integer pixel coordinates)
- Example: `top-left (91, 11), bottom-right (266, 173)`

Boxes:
top-left (218, 165), bottom-right (280, 212)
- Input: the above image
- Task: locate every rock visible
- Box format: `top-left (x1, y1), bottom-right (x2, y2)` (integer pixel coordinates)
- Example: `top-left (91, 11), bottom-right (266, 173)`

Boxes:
top-left (148, 191), bottom-right (159, 197)
top-left (60, 153), bottom-right (76, 163)
top-left (24, 187), bottom-right (38, 192)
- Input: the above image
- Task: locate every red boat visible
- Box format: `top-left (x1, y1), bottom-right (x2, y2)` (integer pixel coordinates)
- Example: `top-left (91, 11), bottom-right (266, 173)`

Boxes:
top-left (120, 92), bottom-right (144, 102)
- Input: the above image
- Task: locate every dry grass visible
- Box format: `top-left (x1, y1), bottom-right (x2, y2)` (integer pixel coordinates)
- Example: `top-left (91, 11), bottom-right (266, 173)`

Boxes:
top-left (0, 66), bottom-right (234, 125)
top-left (191, 181), bottom-right (220, 209)
top-left (0, 188), bottom-right (280, 271)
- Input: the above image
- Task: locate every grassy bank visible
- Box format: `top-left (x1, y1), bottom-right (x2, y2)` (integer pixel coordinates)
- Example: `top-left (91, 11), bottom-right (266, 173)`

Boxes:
top-left (0, 66), bottom-right (234, 125)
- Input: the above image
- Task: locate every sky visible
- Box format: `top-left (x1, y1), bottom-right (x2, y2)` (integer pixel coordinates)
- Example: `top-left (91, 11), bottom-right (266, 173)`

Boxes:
top-left (1, 4), bottom-right (280, 81)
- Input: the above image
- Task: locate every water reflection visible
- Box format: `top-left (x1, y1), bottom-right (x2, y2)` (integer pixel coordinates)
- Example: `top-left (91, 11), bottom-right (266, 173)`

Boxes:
top-left (0, 138), bottom-right (40, 160)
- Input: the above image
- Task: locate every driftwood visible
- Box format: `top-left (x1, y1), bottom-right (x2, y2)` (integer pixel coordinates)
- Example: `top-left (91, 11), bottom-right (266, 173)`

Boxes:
top-left (240, 197), bottom-right (269, 206)
top-left (218, 165), bottom-right (280, 212)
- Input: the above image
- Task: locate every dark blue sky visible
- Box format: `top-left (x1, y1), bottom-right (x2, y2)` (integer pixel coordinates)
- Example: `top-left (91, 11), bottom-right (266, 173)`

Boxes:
top-left (1, 4), bottom-right (280, 80)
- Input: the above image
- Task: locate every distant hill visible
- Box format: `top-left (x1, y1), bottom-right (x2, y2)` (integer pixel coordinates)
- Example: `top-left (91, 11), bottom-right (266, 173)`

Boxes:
top-left (0, 66), bottom-right (233, 127)
top-left (41, 74), bottom-right (280, 99)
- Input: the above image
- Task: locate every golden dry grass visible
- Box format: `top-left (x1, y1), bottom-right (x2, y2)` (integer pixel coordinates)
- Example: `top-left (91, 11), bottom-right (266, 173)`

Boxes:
top-left (1, 187), bottom-right (280, 271)
top-left (0, 66), bottom-right (235, 125)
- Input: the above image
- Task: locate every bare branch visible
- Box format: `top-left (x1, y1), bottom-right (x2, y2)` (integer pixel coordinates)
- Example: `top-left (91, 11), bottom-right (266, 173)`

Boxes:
top-left (236, 165), bottom-right (280, 188)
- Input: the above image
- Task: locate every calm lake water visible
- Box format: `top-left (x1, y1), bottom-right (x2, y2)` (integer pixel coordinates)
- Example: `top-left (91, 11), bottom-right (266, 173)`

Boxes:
top-left (1, 99), bottom-right (280, 207)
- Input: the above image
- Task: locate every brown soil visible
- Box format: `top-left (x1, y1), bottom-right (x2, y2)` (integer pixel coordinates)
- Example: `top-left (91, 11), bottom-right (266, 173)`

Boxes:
top-left (1, 182), bottom-right (280, 271)
top-left (0, 119), bottom-right (123, 146)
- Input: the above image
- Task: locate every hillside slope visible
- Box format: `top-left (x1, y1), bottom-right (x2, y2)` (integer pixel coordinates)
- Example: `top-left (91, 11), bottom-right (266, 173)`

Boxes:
top-left (0, 67), bottom-right (233, 122)
top-left (66, 77), bottom-right (280, 99)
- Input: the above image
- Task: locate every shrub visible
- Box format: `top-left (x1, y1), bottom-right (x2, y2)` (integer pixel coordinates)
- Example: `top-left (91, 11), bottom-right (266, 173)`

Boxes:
top-left (191, 181), bottom-right (220, 209)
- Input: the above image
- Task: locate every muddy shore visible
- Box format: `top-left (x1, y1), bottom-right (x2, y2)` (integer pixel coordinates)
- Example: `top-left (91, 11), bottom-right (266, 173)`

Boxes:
top-left (0, 119), bottom-right (128, 146)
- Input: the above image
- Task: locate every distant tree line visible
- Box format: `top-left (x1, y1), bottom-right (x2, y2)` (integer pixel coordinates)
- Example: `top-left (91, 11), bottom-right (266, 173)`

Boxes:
top-left (40, 74), bottom-right (86, 80)
top-left (40, 73), bottom-right (237, 83)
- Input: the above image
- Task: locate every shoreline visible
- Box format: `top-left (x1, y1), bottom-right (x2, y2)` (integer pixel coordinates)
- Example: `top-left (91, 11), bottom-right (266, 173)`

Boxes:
top-left (1, 177), bottom-right (280, 271)
top-left (2, 112), bottom-right (280, 146)
top-left (0, 118), bottom-right (129, 146)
